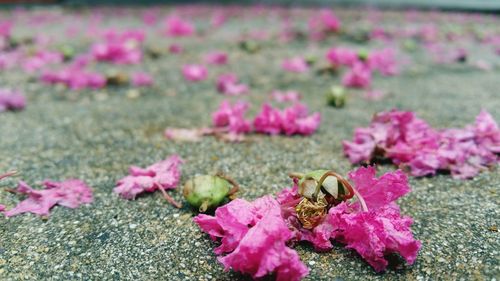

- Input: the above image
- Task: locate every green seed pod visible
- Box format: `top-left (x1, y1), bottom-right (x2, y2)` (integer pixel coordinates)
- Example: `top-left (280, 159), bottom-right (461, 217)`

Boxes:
top-left (326, 86), bottom-right (347, 108)
top-left (183, 175), bottom-right (232, 212)
top-left (298, 170), bottom-right (340, 200)
top-left (239, 40), bottom-right (260, 54)
top-left (358, 49), bottom-right (369, 61)
top-left (59, 45), bottom-right (75, 61)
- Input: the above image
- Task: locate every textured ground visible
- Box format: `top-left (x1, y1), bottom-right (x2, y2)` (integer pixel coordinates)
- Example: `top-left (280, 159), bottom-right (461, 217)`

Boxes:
top-left (0, 6), bottom-right (499, 281)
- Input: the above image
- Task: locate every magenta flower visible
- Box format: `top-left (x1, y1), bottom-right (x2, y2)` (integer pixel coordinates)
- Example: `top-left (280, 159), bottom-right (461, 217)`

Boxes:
top-left (168, 44), bottom-right (183, 54)
top-left (367, 48), bottom-right (399, 76)
top-left (114, 155), bottom-right (183, 207)
top-left (308, 9), bottom-right (341, 40)
top-left (326, 47), bottom-right (359, 67)
top-left (164, 16), bottom-right (195, 37)
top-left (215, 73), bottom-right (248, 96)
top-left (41, 67), bottom-right (106, 90)
top-left (342, 62), bottom-right (372, 88)
top-left (0, 89), bottom-right (26, 112)
top-left (271, 90), bottom-right (301, 103)
top-left (22, 50), bottom-right (63, 73)
top-left (3, 179), bottom-right (93, 217)
top-left (204, 51), bottom-right (228, 65)
top-left (282, 57), bottom-right (309, 73)
top-left (253, 103), bottom-right (321, 136)
top-left (194, 196), bottom-right (309, 281)
top-left (212, 100), bottom-right (252, 134)
top-left (278, 167), bottom-right (421, 272)
top-left (343, 110), bottom-right (500, 179)
top-left (91, 41), bottom-right (142, 64)
top-left (182, 64), bottom-right (208, 82)
top-left (131, 72), bottom-right (154, 87)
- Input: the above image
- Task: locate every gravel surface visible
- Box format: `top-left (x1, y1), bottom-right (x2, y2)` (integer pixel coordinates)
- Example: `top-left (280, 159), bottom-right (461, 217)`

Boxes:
top-left (0, 6), bottom-right (499, 281)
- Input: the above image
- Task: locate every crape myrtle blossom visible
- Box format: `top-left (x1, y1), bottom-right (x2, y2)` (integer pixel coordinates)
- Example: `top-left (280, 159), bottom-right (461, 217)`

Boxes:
top-left (131, 72), bottom-right (154, 87)
top-left (326, 47), bottom-right (399, 89)
top-left (195, 167), bottom-right (420, 279)
top-left (2, 179), bottom-right (93, 217)
top-left (282, 57), bottom-right (309, 73)
top-left (0, 89), bottom-right (26, 112)
top-left (212, 100), bottom-right (252, 134)
top-left (164, 16), bottom-right (195, 37)
top-left (253, 103), bottom-right (321, 136)
top-left (215, 73), bottom-right (248, 96)
top-left (343, 110), bottom-right (500, 179)
top-left (182, 64), bottom-right (208, 82)
top-left (91, 30), bottom-right (145, 64)
top-left (204, 51), bottom-right (228, 65)
top-left (308, 9), bottom-right (341, 40)
top-left (114, 155), bottom-right (183, 207)
top-left (194, 196), bottom-right (309, 281)
top-left (271, 90), bottom-right (301, 103)
top-left (166, 100), bottom-right (321, 142)
top-left (41, 67), bottom-right (106, 90)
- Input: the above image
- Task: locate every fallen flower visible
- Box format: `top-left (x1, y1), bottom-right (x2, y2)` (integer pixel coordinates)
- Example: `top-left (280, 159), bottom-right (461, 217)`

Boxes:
top-left (212, 100), bottom-right (252, 134)
top-left (271, 90), bottom-right (301, 103)
top-left (41, 67), bottom-right (106, 90)
top-left (326, 47), bottom-right (359, 67)
top-left (4, 179), bottom-right (93, 217)
top-left (282, 57), bottom-right (309, 73)
top-left (343, 110), bottom-right (500, 179)
top-left (204, 51), bottom-right (228, 65)
top-left (254, 103), bottom-right (321, 136)
top-left (0, 89), bottom-right (26, 112)
top-left (165, 16), bottom-right (195, 37)
top-left (216, 73), bottom-right (248, 96)
top-left (308, 9), bottom-right (341, 40)
top-left (342, 62), bottom-right (372, 89)
top-left (182, 64), bottom-right (208, 82)
top-left (194, 196), bottom-right (309, 281)
top-left (131, 72), bottom-right (154, 87)
top-left (281, 167), bottom-right (421, 272)
top-left (114, 155), bottom-right (183, 207)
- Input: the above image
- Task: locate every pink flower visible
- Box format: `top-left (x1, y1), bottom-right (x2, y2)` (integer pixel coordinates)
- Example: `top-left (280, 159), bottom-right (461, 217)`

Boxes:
top-left (0, 89), bottom-right (26, 112)
top-left (114, 155), bottom-right (183, 207)
top-left (278, 166), bottom-right (421, 272)
top-left (308, 9), bottom-right (341, 40)
top-left (168, 44), bottom-right (183, 54)
top-left (41, 68), bottom-right (106, 90)
top-left (253, 103), bottom-right (321, 136)
top-left (131, 72), bottom-right (154, 87)
top-left (22, 50), bottom-right (63, 73)
top-left (343, 110), bottom-right (500, 179)
top-left (326, 47), bottom-right (359, 67)
top-left (282, 57), bottom-right (309, 73)
top-left (165, 16), bottom-right (195, 37)
top-left (216, 73), bottom-right (248, 96)
top-left (182, 64), bottom-right (208, 82)
top-left (194, 196), bottom-right (309, 281)
top-left (212, 100), bottom-right (251, 134)
top-left (3, 179), bottom-right (93, 217)
top-left (204, 51), bottom-right (228, 65)
top-left (271, 90), bottom-right (301, 103)
top-left (367, 48), bottom-right (399, 76)
top-left (342, 62), bottom-right (372, 88)
top-left (91, 41), bottom-right (142, 65)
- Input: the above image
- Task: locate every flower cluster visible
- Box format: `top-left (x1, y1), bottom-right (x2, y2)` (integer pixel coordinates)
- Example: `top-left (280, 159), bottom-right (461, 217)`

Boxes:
top-left (216, 73), bottom-right (248, 96)
top-left (91, 30), bottom-right (144, 64)
top-left (195, 167), bottom-right (421, 279)
top-left (343, 110), bottom-right (500, 179)
top-left (326, 47), bottom-right (398, 89)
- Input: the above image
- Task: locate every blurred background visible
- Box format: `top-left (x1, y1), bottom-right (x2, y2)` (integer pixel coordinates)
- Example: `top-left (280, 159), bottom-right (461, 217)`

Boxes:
top-left (0, 0), bottom-right (499, 11)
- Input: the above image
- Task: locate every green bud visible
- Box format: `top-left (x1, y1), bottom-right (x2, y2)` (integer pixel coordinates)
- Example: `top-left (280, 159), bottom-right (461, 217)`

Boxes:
top-left (183, 175), bottom-right (232, 212)
top-left (358, 49), bottom-right (369, 61)
top-left (326, 86), bottom-right (347, 108)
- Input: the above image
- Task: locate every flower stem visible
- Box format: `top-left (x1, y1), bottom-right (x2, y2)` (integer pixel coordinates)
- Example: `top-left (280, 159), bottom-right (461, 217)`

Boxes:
top-left (155, 183), bottom-right (182, 208)
top-left (0, 170), bottom-right (17, 181)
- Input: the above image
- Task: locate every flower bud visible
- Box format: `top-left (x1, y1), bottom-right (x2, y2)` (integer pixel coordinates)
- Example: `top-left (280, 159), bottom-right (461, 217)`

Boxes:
top-left (298, 170), bottom-right (339, 200)
top-left (326, 86), bottom-right (347, 108)
top-left (183, 175), bottom-right (232, 212)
